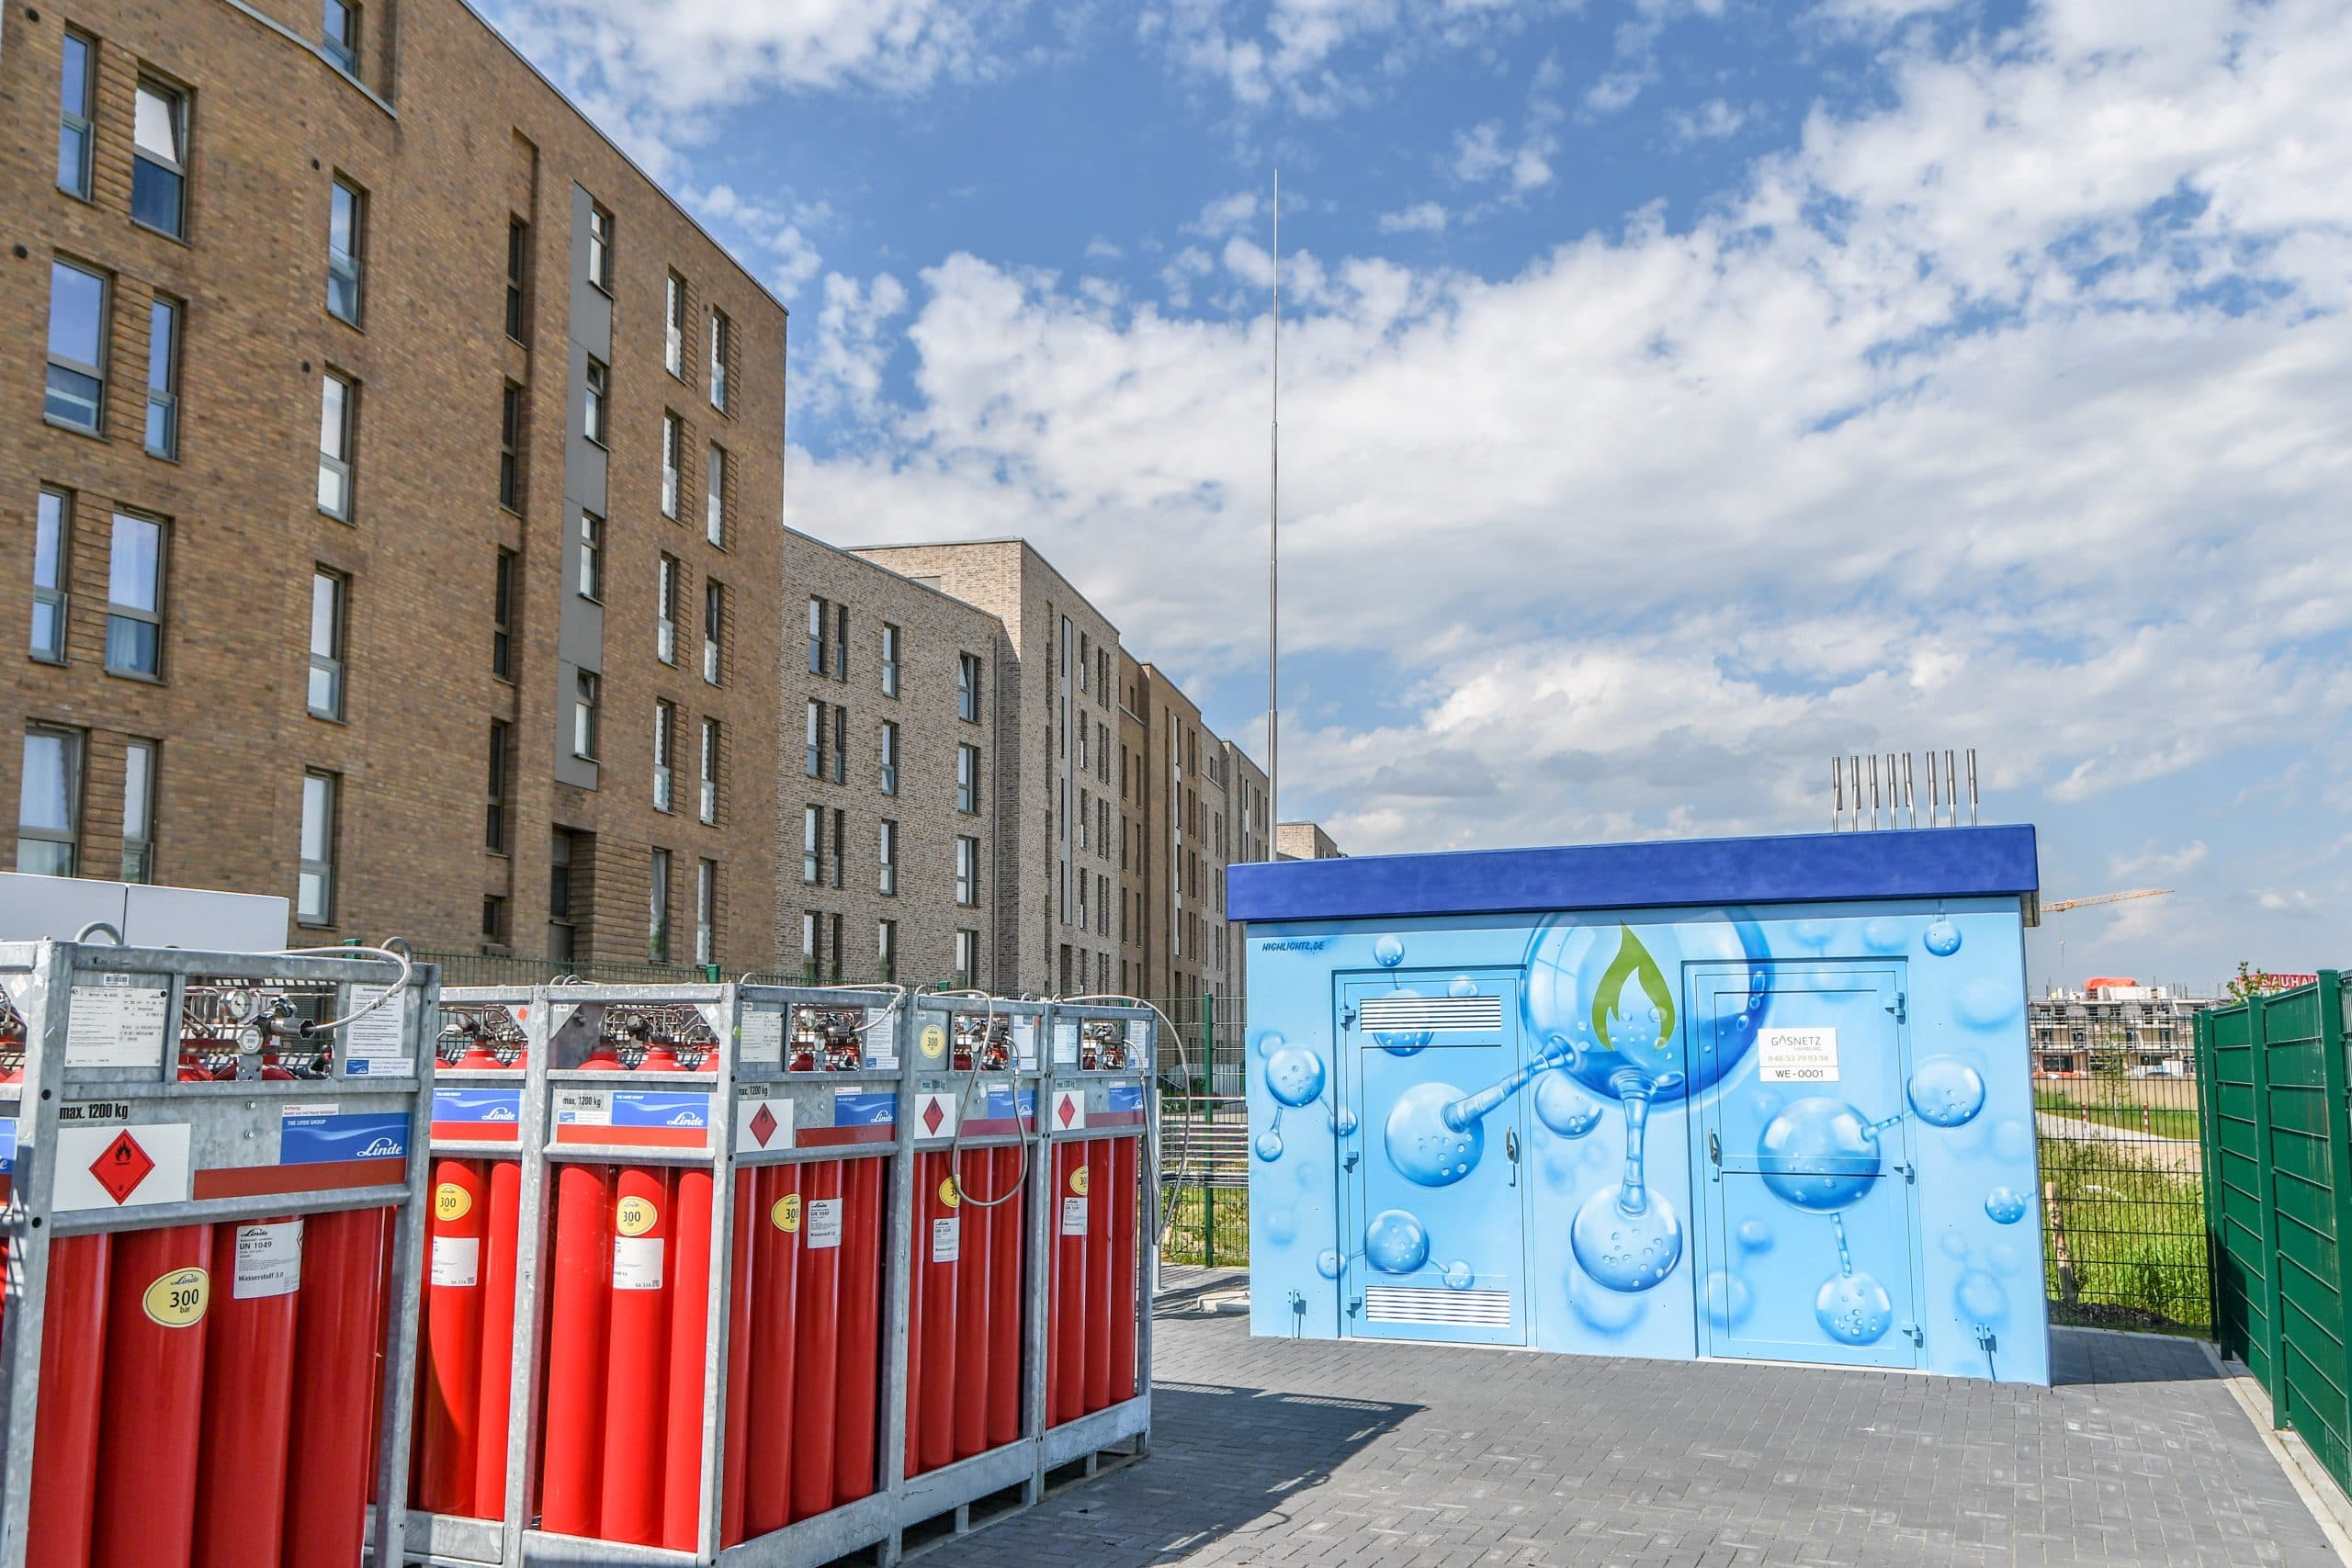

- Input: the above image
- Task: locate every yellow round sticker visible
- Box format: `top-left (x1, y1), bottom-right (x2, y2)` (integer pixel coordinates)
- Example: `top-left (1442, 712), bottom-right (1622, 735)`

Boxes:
top-left (920, 1023), bottom-right (947, 1061)
top-left (772, 1193), bottom-right (802, 1233)
top-left (938, 1176), bottom-right (962, 1209)
top-left (142, 1267), bottom-right (210, 1329)
top-left (435, 1182), bottom-right (473, 1223)
top-left (616, 1195), bottom-right (660, 1237)
top-left (1069, 1165), bottom-right (1090, 1197)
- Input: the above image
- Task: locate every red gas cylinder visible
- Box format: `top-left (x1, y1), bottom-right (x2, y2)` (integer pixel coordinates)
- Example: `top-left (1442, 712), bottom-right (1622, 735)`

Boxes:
top-left (599, 1165), bottom-right (673, 1545)
top-left (25, 1234), bottom-right (111, 1564)
top-left (743, 1163), bottom-right (802, 1536)
top-left (720, 1173), bottom-right (758, 1547)
top-left (473, 1156), bottom-right (526, 1519)
top-left (790, 1158), bottom-right (843, 1518)
top-left (418, 1159), bottom-right (490, 1515)
top-left (1050, 1143), bottom-right (1090, 1427)
top-left (986, 1145), bottom-right (1024, 1447)
top-left (951, 1155), bottom-right (994, 1461)
top-left (193, 1217), bottom-right (303, 1568)
top-left (916, 1151), bottom-right (960, 1475)
top-left (662, 1166), bottom-right (717, 1551)
top-left (455, 1038), bottom-right (504, 1069)
top-left (91, 1224), bottom-right (213, 1566)
top-left (638, 1043), bottom-right (684, 1072)
top-left (280, 1206), bottom-right (392, 1568)
top-left (1109, 1135), bottom-right (1139, 1403)
top-left (1085, 1138), bottom-right (1114, 1414)
top-left (539, 1162), bottom-right (616, 1537)
top-left (833, 1155), bottom-right (885, 1506)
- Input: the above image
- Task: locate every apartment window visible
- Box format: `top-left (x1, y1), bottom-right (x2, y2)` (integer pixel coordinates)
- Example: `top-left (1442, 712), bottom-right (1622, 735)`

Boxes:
top-left (120, 739), bottom-right (157, 883)
top-left (877, 920), bottom-right (898, 984)
top-left (800, 910), bottom-right (819, 982)
top-left (698, 717), bottom-right (718, 824)
top-left (649, 847), bottom-right (672, 964)
top-left (586, 202), bottom-right (613, 291)
top-left (46, 261), bottom-right (107, 433)
top-left (702, 581), bottom-right (723, 685)
top-left (584, 359), bottom-right (609, 446)
top-left (323, 0), bottom-right (359, 71)
top-left (131, 80), bottom-right (187, 237)
top-left (105, 513), bottom-right (165, 678)
top-left (58, 31), bottom-right (95, 198)
top-left (327, 179), bottom-right (364, 324)
top-left (492, 549), bottom-right (515, 679)
top-left (829, 913), bottom-right (843, 984)
top-left (831, 705), bottom-right (846, 785)
top-left (956, 837), bottom-right (978, 907)
top-left (298, 772), bottom-right (336, 922)
top-left (483, 895), bottom-right (505, 944)
top-left (572, 671), bottom-right (599, 759)
top-left (318, 373), bottom-right (356, 518)
top-left (653, 700), bottom-right (676, 811)
top-left (499, 384), bottom-right (523, 510)
top-left (708, 311), bottom-right (730, 412)
top-left (878, 819), bottom-right (898, 896)
top-left (1080, 634), bottom-right (1090, 693)
top-left (656, 555), bottom-right (680, 663)
top-left (662, 413), bottom-right (681, 517)
top-left (695, 860), bottom-right (716, 965)
top-left (705, 446), bottom-right (727, 547)
top-left (32, 490), bottom-right (70, 663)
top-left (880, 722), bottom-right (899, 796)
top-left (956, 744), bottom-right (979, 814)
top-left (1078, 790), bottom-right (1090, 850)
top-left (955, 930), bottom-right (977, 990)
top-left (665, 274), bottom-right (686, 378)
top-left (486, 721), bottom-right (510, 852)
top-left (307, 569), bottom-right (345, 718)
top-left (834, 606), bottom-right (849, 682)
top-left (802, 805), bottom-right (820, 885)
top-left (808, 599), bottom-right (825, 673)
top-left (576, 511), bottom-right (603, 600)
top-left (957, 652), bottom-right (981, 723)
top-left (881, 624), bottom-right (899, 698)
top-left (549, 829), bottom-right (578, 957)
top-left (805, 699), bottom-right (822, 779)
top-left (145, 296), bottom-right (181, 457)
top-left (1077, 721), bottom-right (1088, 773)
top-left (831, 809), bottom-right (844, 890)
top-left (505, 220), bottom-right (529, 341)
top-left (17, 728), bottom-right (83, 876)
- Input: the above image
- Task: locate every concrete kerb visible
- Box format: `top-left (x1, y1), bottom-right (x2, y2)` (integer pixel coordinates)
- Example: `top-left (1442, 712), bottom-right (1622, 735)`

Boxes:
top-left (2201, 1337), bottom-right (2352, 1565)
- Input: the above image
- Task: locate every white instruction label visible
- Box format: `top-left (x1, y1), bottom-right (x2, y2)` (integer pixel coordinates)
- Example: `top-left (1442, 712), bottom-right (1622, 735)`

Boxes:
top-left (807, 1197), bottom-right (842, 1250)
top-left (1758, 1027), bottom-right (1840, 1083)
top-left (1061, 1196), bottom-right (1089, 1237)
top-left (233, 1220), bottom-right (305, 1299)
top-left (1011, 1016), bottom-right (1038, 1070)
top-left (65, 982), bottom-right (172, 1069)
top-left (613, 1235), bottom-right (666, 1291)
top-left (1052, 1021), bottom-right (1080, 1066)
top-left (556, 1089), bottom-right (612, 1126)
top-left (739, 1008), bottom-right (785, 1064)
top-left (931, 1216), bottom-right (960, 1263)
top-left (1126, 1019), bottom-right (1150, 1060)
top-left (431, 1235), bottom-right (481, 1289)
top-left (343, 985), bottom-right (413, 1077)
top-left (865, 1008), bottom-right (897, 1068)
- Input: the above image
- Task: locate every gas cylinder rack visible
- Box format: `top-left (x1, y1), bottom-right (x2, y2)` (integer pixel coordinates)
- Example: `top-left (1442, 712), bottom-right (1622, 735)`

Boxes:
top-left (408, 980), bottom-right (916, 1567)
top-left (1038, 1001), bottom-right (1157, 1474)
top-left (896, 993), bottom-right (1051, 1538)
top-left (0, 936), bottom-right (439, 1568)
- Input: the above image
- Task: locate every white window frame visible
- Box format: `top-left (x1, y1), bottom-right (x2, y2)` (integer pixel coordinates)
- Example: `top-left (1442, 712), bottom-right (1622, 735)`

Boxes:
top-left (577, 510), bottom-right (604, 602)
top-left (45, 259), bottom-right (108, 434)
top-left (698, 717), bottom-right (719, 826)
top-left (130, 78), bottom-right (187, 239)
top-left (299, 770), bottom-right (336, 923)
top-left (586, 202), bottom-right (613, 291)
top-left (705, 446), bottom-right (726, 547)
top-left (572, 671), bottom-right (599, 760)
top-left (695, 859), bottom-right (716, 966)
top-left (656, 554), bottom-right (680, 664)
top-left (584, 358), bottom-right (609, 446)
top-left (956, 836), bottom-right (978, 907)
top-left (665, 272), bottom-right (686, 378)
top-left (881, 623), bottom-right (899, 698)
top-left (709, 310), bottom-right (730, 412)
top-left (318, 372), bottom-right (356, 519)
top-left (104, 511), bottom-right (166, 679)
top-left (878, 818), bottom-right (897, 896)
top-left (328, 177), bottom-right (364, 324)
top-left (17, 726), bottom-right (84, 877)
top-left (120, 739), bottom-right (157, 884)
top-left (880, 721), bottom-right (899, 797)
top-left (32, 489), bottom-right (71, 664)
top-left (653, 700), bottom-right (675, 812)
top-left (703, 581), bottom-right (723, 685)
top-left (58, 31), bottom-right (96, 199)
top-left (308, 568), bottom-right (345, 719)
top-left (662, 412), bottom-right (681, 517)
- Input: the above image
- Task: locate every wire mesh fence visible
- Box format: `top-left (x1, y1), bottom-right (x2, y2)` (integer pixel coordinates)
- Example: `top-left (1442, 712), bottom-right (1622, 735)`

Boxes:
top-left (2035, 1042), bottom-right (2212, 1333)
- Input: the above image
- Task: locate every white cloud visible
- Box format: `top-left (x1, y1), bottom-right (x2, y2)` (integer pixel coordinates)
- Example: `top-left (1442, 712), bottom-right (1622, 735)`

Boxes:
top-left (786, 0), bottom-right (2352, 888)
top-left (688, 186), bottom-right (833, 299)
top-left (2109, 841), bottom-right (2211, 882)
top-left (1148, 0), bottom-right (1567, 112)
top-left (1378, 200), bottom-right (1450, 233)
top-left (1085, 236), bottom-right (1127, 261)
top-left (1668, 97), bottom-right (1747, 144)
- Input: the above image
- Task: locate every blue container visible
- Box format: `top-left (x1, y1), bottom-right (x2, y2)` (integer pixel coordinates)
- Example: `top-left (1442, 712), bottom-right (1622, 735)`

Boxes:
top-left (1227, 826), bottom-right (2050, 1384)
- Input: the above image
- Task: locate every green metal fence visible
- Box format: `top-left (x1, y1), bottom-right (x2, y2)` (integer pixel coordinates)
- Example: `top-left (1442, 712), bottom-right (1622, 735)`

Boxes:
top-left (2199, 971), bottom-right (2352, 1495)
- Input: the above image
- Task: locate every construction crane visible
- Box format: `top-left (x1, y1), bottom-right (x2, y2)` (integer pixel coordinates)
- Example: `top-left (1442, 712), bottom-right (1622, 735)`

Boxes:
top-left (2042, 888), bottom-right (2172, 915)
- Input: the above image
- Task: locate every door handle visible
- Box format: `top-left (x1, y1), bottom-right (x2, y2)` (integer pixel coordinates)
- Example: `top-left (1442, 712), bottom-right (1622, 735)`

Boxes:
top-left (1505, 1127), bottom-right (1520, 1188)
top-left (1708, 1130), bottom-right (1721, 1180)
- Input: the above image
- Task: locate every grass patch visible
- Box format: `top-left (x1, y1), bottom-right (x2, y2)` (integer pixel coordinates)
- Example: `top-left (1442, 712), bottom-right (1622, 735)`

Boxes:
top-left (2039, 1134), bottom-right (2211, 1333)
top-left (1160, 1185), bottom-right (1250, 1269)
top-left (2035, 1092), bottom-right (2200, 1140)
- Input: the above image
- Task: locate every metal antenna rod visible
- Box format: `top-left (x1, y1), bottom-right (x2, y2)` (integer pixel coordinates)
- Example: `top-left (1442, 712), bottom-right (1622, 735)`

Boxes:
top-left (1945, 749), bottom-right (1957, 823)
top-left (1869, 753), bottom-right (1880, 830)
top-left (1904, 751), bottom-right (1917, 829)
top-left (1832, 757), bottom-right (1844, 831)
top-left (1967, 747), bottom-right (1978, 826)
top-left (1926, 750), bottom-right (1939, 828)
top-left (1268, 168), bottom-right (1280, 837)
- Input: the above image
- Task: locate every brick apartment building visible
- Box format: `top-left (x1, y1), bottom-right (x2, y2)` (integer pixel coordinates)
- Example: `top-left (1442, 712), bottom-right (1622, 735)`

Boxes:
top-left (0, 0), bottom-right (785, 967)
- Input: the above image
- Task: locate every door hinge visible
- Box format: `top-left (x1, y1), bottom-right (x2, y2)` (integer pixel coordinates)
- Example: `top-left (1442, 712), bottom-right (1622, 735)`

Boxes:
top-left (1347, 1295), bottom-right (1363, 1320)
top-left (1891, 1160), bottom-right (1917, 1183)
top-left (1887, 991), bottom-right (1907, 1025)
top-left (1901, 1322), bottom-right (1923, 1347)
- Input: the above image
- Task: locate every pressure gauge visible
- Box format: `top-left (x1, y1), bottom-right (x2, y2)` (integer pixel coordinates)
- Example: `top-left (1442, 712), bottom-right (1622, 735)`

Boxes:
top-left (238, 1025), bottom-right (266, 1055)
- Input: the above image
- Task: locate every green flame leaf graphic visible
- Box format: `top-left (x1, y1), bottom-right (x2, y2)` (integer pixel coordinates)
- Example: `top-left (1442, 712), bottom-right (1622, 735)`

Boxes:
top-left (1590, 925), bottom-right (1675, 1053)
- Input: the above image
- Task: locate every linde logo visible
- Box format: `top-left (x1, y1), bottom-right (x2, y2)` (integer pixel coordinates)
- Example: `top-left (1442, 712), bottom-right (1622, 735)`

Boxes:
top-left (1261, 939), bottom-right (1329, 953)
top-left (356, 1136), bottom-right (404, 1158)
top-left (666, 1110), bottom-right (705, 1126)
top-left (481, 1106), bottom-right (517, 1122)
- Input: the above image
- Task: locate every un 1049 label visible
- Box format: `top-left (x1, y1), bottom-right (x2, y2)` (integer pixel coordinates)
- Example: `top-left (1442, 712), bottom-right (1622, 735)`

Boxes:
top-left (1758, 1027), bottom-right (1839, 1082)
top-left (1061, 1195), bottom-right (1089, 1236)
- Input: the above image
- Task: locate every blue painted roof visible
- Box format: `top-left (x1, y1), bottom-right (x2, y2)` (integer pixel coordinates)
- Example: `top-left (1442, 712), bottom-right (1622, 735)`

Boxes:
top-left (1228, 825), bottom-right (2038, 923)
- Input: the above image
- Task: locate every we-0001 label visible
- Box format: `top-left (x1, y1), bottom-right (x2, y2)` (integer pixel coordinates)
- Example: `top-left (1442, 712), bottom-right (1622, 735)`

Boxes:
top-left (1758, 1028), bottom-right (1840, 1083)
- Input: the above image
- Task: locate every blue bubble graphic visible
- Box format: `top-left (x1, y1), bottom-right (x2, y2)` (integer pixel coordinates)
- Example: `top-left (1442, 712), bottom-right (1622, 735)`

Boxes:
top-left (1449, 976), bottom-right (1478, 998)
top-left (1570, 1185), bottom-right (1682, 1292)
top-left (1988, 1242), bottom-right (2022, 1275)
top-left (1315, 1248), bottom-right (1344, 1280)
top-left (1372, 986), bottom-right (1433, 1055)
top-left (1329, 1104), bottom-right (1360, 1136)
top-left (1522, 918), bottom-right (1771, 1104)
top-left (1364, 1209), bottom-right (1430, 1275)
top-left (1906, 1057), bottom-right (1987, 1128)
top-left (1373, 935), bottom-right (1406, 968)
top-left (1442, 1259), bottom-right (1476, 1291)
top-left (1532, 1072), bottom-right (1602, 1138)
top-left (1955, 1269), bottom-right (2008, 1322)
top-left (1984, 1186), bottom-right (2030, 1224)
top-left (1789, 919), bottom-right (1839, 951)
top-left (1704, 1270), bottom-right (1755, 1329)
top-left (1736, 1218), bottom-right (1774, 1254)
top-left (1384, 1081), bottom-right (1483, 1187)
top-left (1991, 1119), bottom-right (2033, 1162)
top-left (1264, 1045), bottom-right (1328, 1108)
top-left (1924, 918), bottom-right (1962, 957)
top-left (1939, 1229), bottom-right (1971, 1261)
top-left (1956, 976), bottom-right (2022, 1030)
top-left (1254, 1128), bottom-right (1284, 1161)
top-left (1252, 1030), bottom-right (1283, 1060)
top-left (1758, 1098), bottom-right (1885, 1213)
top-left (1568, 1268), bottom-right (1646, 1332)
top-left (1261, 1206), bottom-right (1300, 1245)
top-left (1861, 919), bottom-right (1911, 954)
top-left (1816, 1271), bottom-right (1894, 1345)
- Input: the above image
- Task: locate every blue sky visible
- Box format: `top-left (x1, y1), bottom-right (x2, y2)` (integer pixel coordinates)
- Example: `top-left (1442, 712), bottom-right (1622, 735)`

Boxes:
top-left (483, 0), bottom-right (2352, 992)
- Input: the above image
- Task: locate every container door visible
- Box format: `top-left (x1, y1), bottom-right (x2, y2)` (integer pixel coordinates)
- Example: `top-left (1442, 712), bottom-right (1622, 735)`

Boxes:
top-left (1689, 961), bottom-right (1921, 1370)
top-left (1336, 971), bottom-right (1528, 1346)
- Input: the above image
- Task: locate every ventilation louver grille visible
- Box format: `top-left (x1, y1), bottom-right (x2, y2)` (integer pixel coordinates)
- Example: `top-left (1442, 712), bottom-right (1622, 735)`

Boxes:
top-left (1358, 995), bottom-right (1502, 1032)
top-left (1364, 1285), bottom-right (1511, 1326)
